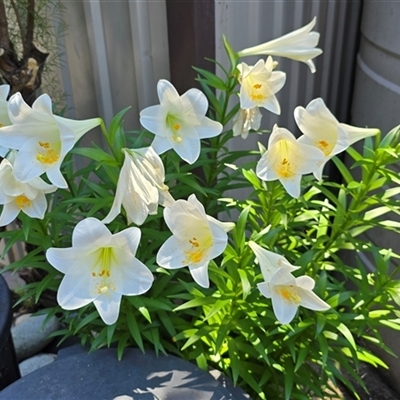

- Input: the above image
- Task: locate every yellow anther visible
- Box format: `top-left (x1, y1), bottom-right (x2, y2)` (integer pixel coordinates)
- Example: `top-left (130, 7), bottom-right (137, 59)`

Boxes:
top-left (184, 235), bottom-right (213, 264)
top-left (276, 159), bottom-right (294, 178)
top-left (317, 140), bottom-right (332, 156)
top-left (253, 84), bottom-right (262, 89)
top-left (189, 238), bottom-right (199, 247)
top-left (36, 147), bottom-right (60, 165)
top-left (39, 141), bottom-right (50, 149)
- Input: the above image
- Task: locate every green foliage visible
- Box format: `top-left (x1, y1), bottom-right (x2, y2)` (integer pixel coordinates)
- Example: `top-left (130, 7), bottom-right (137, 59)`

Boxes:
top-left (1, 35), bottom-right (400, 400)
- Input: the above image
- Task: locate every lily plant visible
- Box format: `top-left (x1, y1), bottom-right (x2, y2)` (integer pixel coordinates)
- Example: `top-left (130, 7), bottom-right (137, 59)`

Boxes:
top-left (1, 16), bottom-right (400, 400)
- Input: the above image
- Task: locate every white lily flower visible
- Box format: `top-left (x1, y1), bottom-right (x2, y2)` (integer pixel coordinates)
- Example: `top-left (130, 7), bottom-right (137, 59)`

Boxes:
top-left (237, 58), bottom-right (286, 114)
top-left (139, 79), bottom-right (223, 164)
top-left (156, 194), bottom-right (234, 288)
top-left (248, 241), bottom-right (298, 281)
top-left (256, 125), bottom-right (325, 198)
top-left (295, 98), bottom-right (380, 180)
top-left (238, 17), bottom-right (322, 73)
top-left (0, 151), bottom-right (57, 226)
top-left (46, 218), bottom-right (154, 325)
top-left (232, 107), bottom-right (262, 139)
top-left (0, 84), bottom-right (12, 157)
top-left (103, 147), bottom-right (174, 226)
top-left (0, 92), bottom-right (101, 188)
top-left (258, 266), bottom-right (330, 324)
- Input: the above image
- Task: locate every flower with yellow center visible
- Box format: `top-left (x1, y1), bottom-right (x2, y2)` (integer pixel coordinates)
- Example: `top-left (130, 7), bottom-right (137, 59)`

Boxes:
top-left (0, 151), bottom-right (57, 227)
top-left (257, 266), bottom-right (330, 325)
top-left (0, 92), bottom-right (101, 188)
top-left (0, 84), bottom-right (12, 157)
top-left (46, 218), bottom-right (154, 325)
top-left (139, 79), bottom-right (223, 164)
top-left (238, 17), bottom-right (322, 73)
top-left (156, 194), bottom-right (234, 288)
top-left (295, 98), bottom-right (380, 180)
top-left (256, 125), bottom-right (325, 198)
top-left (102, 147), bottom-right (174, 226)
top-left (237, 57), bottom-right (286, 114)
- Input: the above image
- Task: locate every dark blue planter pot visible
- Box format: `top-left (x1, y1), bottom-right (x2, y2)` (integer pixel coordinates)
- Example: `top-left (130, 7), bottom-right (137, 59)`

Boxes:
top-left (0, 274), bottom-right (20, 390)
top-left (0, 344), bottom-right (250, 400)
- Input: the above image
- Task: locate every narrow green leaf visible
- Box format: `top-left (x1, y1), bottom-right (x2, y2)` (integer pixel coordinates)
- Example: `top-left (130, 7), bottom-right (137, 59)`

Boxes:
top-left (238, 269), bottom-right (251, 299)
top-left (332, 156), bottom-right (354, 184)
top-left (127, 315), bottom-right (145, 352)
top-left (173, 297), bottom-right (214, 311)
top-left (223, 35), bottom-right (239, 72)
top-left (284, 357), bottom-right (294, 400)
top-left (228, 338), bottom-right (240, 383)
top-left (337, 323), bottom-right (356, 350)
top-left (204, 299), bottom-right (230, 321)
top-left (74, 311), bottom-right (99, 333)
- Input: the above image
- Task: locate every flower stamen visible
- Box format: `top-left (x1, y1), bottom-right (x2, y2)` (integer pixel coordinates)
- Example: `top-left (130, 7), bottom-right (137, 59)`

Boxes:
top-left (36, 141), bottom-right (60, 165)
top-left (93, 247), bottom-right (115, 279)
top-left (317, 140), bottom-right (332, 156)
top-left (185, 235), bottom-right (213, 264)
top-left (15, 195), bottom-right (31, 209)
top-left (276, 285), bottom-right (301, 304)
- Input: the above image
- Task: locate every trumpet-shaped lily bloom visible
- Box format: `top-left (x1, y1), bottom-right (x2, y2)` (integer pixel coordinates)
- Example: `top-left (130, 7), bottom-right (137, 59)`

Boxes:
top-left (257, 266), bottom-right (330, 324)
top-left (238, 17), bottom-right (322, 73)
top-left (0, 152), bottom-right (57, 226)
top-left (156, 194), bottom-right (234, 288)
top-left (237, 58), bottom-right (286, 114)
top-left (0, 84), bottom-right (12, 157)
top-left (232, 107), bottom-right (262, 139)
top-left (139, 79), bottom-right (223, 164)
top-left (256, 125), bottom-right (325, 198)
top-left (46, 218), bottom-right (154, 325)
top-left (248, 241), bottom-right (298, 281)
top-left (0, 92), bottom-right (101, 188)
top-left (103, 147), bottom-right (174, 226)
top-left (295, 98), bottom-right (380, 180)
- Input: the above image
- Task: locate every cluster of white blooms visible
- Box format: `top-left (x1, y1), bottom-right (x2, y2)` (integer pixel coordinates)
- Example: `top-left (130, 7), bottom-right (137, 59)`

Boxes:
top-left (0, 88), bottom-right (101, 224)
top-left (0, 17), bottom-right (379, 326)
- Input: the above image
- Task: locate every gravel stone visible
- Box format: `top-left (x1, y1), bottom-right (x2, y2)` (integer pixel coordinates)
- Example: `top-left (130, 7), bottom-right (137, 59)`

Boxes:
top-left (11, 314), bottom-right (59, 361)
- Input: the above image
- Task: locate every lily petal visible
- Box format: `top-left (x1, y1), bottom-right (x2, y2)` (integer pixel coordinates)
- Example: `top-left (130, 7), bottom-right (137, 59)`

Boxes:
top-left (238, 17), bottom-right (322, 73)
top-left (189, 263), bottom-right (210, 288)
top-left (93, 291), bottom-right (122, 325)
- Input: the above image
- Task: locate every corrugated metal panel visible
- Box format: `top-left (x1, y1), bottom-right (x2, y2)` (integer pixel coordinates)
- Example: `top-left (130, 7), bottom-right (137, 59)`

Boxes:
top-left (47, 0), bottom-right (170, 147)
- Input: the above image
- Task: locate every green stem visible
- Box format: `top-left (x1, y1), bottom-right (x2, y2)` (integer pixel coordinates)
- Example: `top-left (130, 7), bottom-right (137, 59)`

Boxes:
top-left (313, 159), bottom-right (379, 267)
top-left (100, 120), bottom-right (119, 163)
